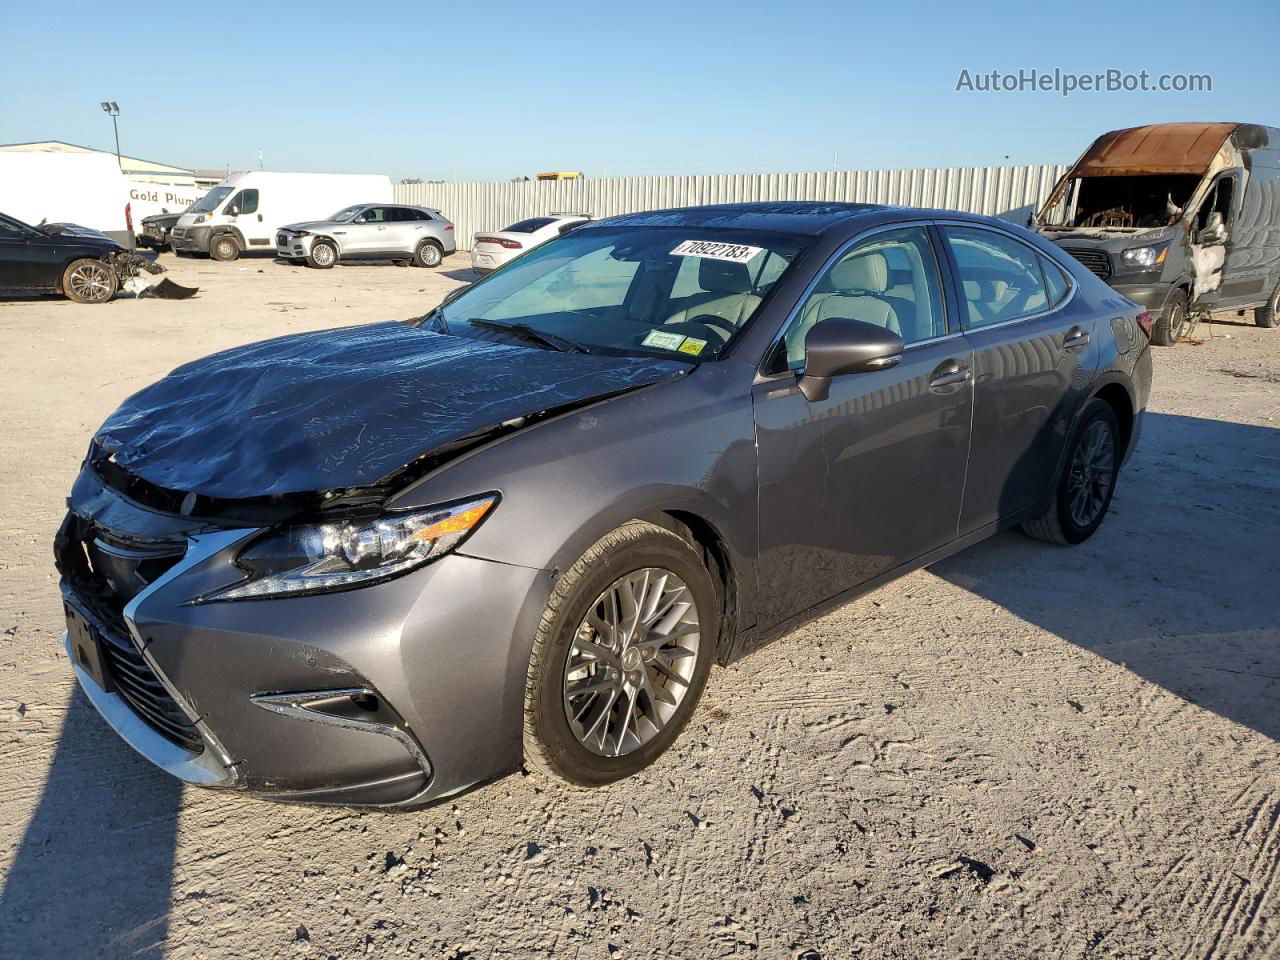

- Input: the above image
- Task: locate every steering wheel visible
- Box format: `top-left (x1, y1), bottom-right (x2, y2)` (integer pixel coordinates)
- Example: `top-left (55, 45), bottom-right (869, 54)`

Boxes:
top-left (671, 314), bottom-right (738, 343)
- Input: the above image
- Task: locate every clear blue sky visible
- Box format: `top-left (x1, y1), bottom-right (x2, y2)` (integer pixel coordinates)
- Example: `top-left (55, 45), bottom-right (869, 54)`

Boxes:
top-left (2, 0), bottom-right (1275, 181)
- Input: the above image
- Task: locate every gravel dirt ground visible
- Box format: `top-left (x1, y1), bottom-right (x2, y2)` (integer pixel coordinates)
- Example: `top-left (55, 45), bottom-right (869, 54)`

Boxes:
top-left (1, 252), bottom-right (1277, 960)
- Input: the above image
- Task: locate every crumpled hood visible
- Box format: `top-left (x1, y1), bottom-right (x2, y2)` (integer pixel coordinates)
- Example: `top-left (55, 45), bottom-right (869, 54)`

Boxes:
top-left (280, 220), bottom-right (341, 232)
top-left (95, 322), bottom-right (685, 500)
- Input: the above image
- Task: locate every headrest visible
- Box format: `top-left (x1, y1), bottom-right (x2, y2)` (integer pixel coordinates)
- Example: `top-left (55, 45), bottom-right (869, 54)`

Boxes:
top-left (830, 252), bottom-right (888, 293)
top-left (698, 257), bottom-right (752, 294)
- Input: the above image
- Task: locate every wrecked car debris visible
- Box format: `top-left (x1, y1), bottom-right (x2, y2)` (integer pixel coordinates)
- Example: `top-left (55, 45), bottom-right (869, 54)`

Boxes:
top-left (0, 211), bottom-right (198, 303)
top-left (1034, 122), bottom-right (1280, 345)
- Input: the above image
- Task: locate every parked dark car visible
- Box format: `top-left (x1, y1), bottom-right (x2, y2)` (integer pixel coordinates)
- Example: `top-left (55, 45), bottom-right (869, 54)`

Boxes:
top-left (56, 202), bottom-right (1152, 807)
top-left (0, 211), bottom-right (128, 303)
top-left (1034, 122), bottom-right (1280, 344)
top-left (138, 210), bottom-right (187, 251)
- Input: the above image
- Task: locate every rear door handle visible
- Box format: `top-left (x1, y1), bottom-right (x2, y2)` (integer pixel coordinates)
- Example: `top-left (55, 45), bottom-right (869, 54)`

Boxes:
top-left (1063, 326), bottom-right (1091, 350)
top-left (929, 359), bottom-right (971, 390)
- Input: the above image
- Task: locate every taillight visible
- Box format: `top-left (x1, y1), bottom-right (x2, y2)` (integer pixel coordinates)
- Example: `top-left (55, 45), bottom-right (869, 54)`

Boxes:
top-left (444, 225), bottom-right (454, 232)
top-left (1135, 311), bottom-right (1154, 339)
top-left (125, 202), bottom-right (133, 232)
top-left (476, 235), bottom-right (522, 249)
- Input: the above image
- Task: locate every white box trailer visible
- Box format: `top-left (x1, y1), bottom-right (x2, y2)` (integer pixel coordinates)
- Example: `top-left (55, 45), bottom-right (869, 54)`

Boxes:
top-left (0, 153), bottom-right (134, 247)
top-left (126, 176), bottom-right (206, 224)
top-left (171, 171), bottom-right (393, 261)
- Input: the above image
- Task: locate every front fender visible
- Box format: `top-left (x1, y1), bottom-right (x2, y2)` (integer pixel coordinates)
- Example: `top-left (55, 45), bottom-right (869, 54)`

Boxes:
top-left (387, 365), bottom-right (760, 628)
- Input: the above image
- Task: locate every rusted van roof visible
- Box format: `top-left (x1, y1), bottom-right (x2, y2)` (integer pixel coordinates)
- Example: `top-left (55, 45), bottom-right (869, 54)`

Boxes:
top-left (1071, 123), bottom-right (1240, 177)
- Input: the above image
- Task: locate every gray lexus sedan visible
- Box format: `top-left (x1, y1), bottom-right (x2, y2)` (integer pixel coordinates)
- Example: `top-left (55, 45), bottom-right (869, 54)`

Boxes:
top-left (56, 202), bottom-right (1153, 807)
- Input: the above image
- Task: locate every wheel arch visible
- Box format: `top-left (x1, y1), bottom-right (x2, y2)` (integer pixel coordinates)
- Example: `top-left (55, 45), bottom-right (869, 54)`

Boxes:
top-left (1091, 379), bottom-right (1135, 458)
top-left (638, 508), bottom-right (740, 666)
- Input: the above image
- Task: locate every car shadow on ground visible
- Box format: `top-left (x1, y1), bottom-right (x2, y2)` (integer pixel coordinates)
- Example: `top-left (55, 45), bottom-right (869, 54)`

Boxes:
top-left (440, 268), bottom-right (479, 283)
top-left (933, 411), bottom-right (1280, 740)
top-left (0, 688), bottom-right (182, 958)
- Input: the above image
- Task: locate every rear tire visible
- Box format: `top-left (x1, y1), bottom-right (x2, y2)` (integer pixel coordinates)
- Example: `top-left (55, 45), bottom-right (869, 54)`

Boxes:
top-left (413, 240), bottom-right (443, 268)
top-left (1022, 399), bottom-right (1120, 545)
top-left (1150, 290), bottom-right (1189, 346)
top-left (308, 240), bottom-right (338, 269)
top-left (1255, 283), bottom-right (1280, 328)
top-left (210, 234), bottom-right (240, 262)
top-left (523, 521), bottom-right (717, 787)
top-left (62, 258), bottom-right (118, 304)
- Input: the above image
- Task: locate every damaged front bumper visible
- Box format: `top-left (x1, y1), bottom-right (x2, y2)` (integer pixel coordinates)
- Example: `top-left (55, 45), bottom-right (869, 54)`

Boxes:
top-left (57, 465), bottom-right (553, 807)
top-left (169, 225), bottom-right (212, 254)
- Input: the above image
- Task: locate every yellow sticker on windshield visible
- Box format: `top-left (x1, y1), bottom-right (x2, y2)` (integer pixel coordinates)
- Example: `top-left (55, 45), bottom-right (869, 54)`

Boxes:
top-left (678, 337), bottom-right (707, 356)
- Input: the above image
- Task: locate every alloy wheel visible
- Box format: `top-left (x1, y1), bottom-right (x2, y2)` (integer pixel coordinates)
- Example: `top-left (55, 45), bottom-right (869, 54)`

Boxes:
top-left (69, 262), bottom-right (112, 302)
top-left (421, 243), bottom-right (441, 266)
top-left (313, 244), bottom-right (335, 266)
top-left (562, 568), bottom-right (701, 757)
top-left (1067, 419), bottom-right (1116, 528)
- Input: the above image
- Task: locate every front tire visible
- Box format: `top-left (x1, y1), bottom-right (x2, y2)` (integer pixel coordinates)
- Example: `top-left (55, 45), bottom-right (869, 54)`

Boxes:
top-left (1022, 399), bottom-right (1120, 545)
top-left (62, 258), bottom-right (118, 304)
top-left (308, 240), bottom-right (338, 269)
top-left (1150, 290), bottom-right (1188, 346)
top-left (209, 234), bottom-right (240, 262)
top-left (1255, 283), bottom-right (1280, 328)
top-left (523, 521), bottom-right (718, 787)
top-left (413, 240), bottom-right (443, 268)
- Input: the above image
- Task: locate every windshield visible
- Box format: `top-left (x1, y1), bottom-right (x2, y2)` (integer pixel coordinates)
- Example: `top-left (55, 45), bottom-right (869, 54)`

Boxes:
top-left (1040, 174), bottom-right (1201, 229)
top-left (435, 227), bottom-right (809, 361)
top-left (328, 205), bottom-right (365, 223)
top-left (191, 186), bottom-right (233, 214)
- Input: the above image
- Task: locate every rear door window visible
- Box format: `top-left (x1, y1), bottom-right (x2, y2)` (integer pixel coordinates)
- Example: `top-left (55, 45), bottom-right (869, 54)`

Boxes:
top-left (942, 226), bottom-right (1049, 328)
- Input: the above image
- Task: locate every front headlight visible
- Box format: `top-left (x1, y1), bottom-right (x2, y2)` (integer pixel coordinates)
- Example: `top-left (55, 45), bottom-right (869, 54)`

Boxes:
top-left (192, 214), bottom-right (207, 224)
top-left (1120, 243), bottom-right (1168, 269)
top-left (292, 229), bottom-right (311, 237)
top-left (206, 495), bottom-right (497, 601)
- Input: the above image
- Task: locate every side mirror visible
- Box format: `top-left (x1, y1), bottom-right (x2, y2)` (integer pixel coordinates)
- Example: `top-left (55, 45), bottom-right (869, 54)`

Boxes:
top-left (798, 318), bottom-right (904, 402)
top-left (225, 205), bottom-right (239, 217)
top-left (1199, 211), bottom-right (1228, 245)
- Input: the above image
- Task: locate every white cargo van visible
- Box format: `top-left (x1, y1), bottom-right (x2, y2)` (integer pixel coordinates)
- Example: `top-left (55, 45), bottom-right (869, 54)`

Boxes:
top-left (171, 171), bottom-right (393, 261)
top-left (0, 153), bottom-right (134, 247)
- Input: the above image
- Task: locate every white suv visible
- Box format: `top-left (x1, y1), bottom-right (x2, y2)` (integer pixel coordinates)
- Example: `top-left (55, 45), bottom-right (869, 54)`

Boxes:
top-left (277, 204), bottom-right (456, 269)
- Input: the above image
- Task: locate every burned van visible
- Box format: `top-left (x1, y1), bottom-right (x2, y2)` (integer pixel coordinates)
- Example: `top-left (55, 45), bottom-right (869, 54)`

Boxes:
top-left (1034, 123), bottom-right (1280, 345)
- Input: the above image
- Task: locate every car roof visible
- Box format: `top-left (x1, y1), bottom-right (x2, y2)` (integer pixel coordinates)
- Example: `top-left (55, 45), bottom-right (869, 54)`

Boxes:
top-left (591, 201), bottom-right (998, 237)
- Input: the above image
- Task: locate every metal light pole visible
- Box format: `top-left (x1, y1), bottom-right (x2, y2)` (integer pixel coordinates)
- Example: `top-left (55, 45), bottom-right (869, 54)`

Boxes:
top-left (99, 101), bottom-right (121, 168)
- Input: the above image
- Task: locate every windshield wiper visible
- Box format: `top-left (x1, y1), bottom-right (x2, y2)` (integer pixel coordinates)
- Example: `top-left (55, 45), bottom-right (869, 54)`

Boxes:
top-left (469, 318), bottom-right (590, 354)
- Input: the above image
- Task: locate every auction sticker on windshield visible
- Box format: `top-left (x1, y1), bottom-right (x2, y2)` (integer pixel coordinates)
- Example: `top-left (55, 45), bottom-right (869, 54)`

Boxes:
top-left (642, 330), bottom-right (687, 351)
top-left (670, 240), bottom-right (763, 263)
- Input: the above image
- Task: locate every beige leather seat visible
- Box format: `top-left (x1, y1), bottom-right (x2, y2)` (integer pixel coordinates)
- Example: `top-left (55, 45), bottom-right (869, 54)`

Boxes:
top-left (786, 252), bottom-right (901, 365)
top-left (664, 259), bottom-right (762, 335)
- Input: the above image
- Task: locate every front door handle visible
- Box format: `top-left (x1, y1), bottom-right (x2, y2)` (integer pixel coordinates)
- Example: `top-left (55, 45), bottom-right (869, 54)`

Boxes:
top-left (929, 359), bottom-right (971, 390)
top-left (1063, 326), bottom-right (1091, 350)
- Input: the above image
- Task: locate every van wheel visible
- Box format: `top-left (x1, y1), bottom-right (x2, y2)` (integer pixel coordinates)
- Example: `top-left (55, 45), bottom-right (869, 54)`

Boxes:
top-left (523, 521), bottom-right (717, 787)
top-left (62, 259), bottom-right (118, 304)
top-left (1022, 399), bottom-right (1120, 546)
top-left (1150, 291), bottom-right (1188, 346)
top-left (308, 240), bottom-right (338, 269)
top-left (1255, 284), bottom-right (1280, 328)
top-left (413, 240), bottom-right (443, 268)
top-left (210, 234), bottom-right (240, 262)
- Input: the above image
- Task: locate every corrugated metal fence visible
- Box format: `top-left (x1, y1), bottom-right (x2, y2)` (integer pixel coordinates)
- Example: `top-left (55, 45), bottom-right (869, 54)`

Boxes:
top-left (395, 164), bottom-right (1068, 251)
